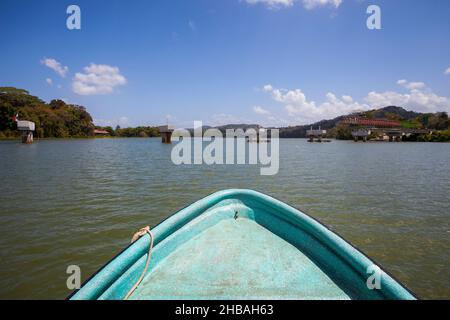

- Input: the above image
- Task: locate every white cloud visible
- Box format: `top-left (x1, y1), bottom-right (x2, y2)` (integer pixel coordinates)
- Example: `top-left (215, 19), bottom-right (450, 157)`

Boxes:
top-left (210, 111), bottom-right (288, 128)
top-left (245, 0), bottom-right (342, 9)
top-left (210, 113), bottom-right (248, 126)
top-left (188, 20), bottom-right (196, 31)
top-left (72, 63), bottom-right (127, 95)
top-left (94, 116), bottom-right (130, 128)
top-left (46, 78), bottom-right (53, 86)
top-left (253, 106), bottom-right (271, 115)
top-left (262, 85), bottom-right (354, 123)
top-left (302, 0), bottom-right (342, 10)
top-left (41, 58), bottom-right (69, 77)
top-left (365, 88), bottom-right (450, 114)
top-left (265, 115), bottom-right (290, 126)
top-left (342, 95), bottom-right (353, 103)
top-left (397, 79), bottom-right (426, 90)
top-left (245, 0), bottom-right (294, 9)
top-left (445, 68), bottom-right (450, 75)
top-left (262, 81), bottom-right (450, 124)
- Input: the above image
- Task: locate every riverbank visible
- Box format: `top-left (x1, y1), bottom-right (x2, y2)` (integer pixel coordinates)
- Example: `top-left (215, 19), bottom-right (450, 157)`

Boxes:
top-left (417, 130), bottom-right (450, 142)
top-left (2, 136), bottom-right (449, 143)
top-left (0, 136), bottom-right (156, 141)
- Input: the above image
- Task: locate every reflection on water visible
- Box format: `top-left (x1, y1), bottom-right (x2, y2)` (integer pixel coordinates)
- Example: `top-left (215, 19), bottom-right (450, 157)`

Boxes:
top-left (0, 138), bottom-right (449, 299)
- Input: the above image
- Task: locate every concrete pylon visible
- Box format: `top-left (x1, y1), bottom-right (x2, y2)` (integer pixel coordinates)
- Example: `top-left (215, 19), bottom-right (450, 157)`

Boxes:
top-left (159, 125), bottom-right (175, 144)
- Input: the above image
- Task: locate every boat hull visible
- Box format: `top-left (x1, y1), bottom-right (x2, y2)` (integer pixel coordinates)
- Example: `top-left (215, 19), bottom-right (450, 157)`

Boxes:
top-left (69, 189), bottom-right (415, 300)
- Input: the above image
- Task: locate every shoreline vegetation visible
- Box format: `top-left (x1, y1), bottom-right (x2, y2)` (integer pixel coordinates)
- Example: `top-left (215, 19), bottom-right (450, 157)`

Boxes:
top-left (0, 87), bottom-right (161, 140)
top-left (1, 87), bottom-right (449, 142)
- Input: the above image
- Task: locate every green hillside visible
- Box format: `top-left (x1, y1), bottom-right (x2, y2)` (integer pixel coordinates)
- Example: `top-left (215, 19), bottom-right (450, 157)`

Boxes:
top-left (0, 87), bottom-right (160, 139)
top-left (0, 87), bottom-right (94, 138)
top-left (279, 106), bottom-right (449, 139)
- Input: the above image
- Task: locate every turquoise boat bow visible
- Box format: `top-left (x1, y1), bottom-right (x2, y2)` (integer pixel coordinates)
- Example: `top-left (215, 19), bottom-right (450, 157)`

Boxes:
top-left (69, 189), bottom-right (416, 300)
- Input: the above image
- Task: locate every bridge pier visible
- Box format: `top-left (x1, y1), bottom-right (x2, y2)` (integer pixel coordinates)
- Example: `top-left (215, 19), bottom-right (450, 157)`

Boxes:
top-left (307, 128), bottom-right (326, 143)
top-left (159, 125), bottom-right (175, 144)
top-left (352, 129), bottom-right (369, 142)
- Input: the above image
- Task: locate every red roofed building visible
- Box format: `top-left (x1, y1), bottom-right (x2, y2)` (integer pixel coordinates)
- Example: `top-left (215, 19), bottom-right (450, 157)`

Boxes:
top-left (94, 129), bottom-right (110, 135)
top-left (342, 117), bottom-right (401, 128)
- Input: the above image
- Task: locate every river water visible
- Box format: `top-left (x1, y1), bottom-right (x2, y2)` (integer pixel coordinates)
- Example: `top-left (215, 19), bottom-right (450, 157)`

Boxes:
top-left (0, 138), bottom-right (448, 299)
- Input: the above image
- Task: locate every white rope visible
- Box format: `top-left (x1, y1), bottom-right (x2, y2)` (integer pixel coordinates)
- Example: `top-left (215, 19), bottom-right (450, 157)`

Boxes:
top-left (124, 226), bottom-right (154, 300)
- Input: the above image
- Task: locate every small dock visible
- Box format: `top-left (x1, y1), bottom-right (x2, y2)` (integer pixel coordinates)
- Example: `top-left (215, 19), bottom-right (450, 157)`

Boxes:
top-left (17, 121), bottom-right (35, 144)
top-left (352, 129), bottom-right (369, 142)
top-left (306, 128), bottom-right (327, 143)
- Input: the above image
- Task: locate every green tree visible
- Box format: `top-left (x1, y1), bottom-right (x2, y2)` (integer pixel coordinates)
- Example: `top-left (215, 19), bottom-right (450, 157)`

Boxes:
top-left (428, 112), bottom-right (449, 130)
top-left (335, 123), bottom-right (353, 140)
top-left (0, 87), bottom-right (95, 138)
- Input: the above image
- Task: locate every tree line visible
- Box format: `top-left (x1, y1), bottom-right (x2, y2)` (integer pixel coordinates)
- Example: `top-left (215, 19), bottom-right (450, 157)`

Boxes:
top-left (0, 87), bottom-right (160, 139)
top-left (1, 87), bottom-right (94, 138)
top-left (96, 125), bottom-right (160, 138)
top-left (1, 87), bottom-right (448, 141)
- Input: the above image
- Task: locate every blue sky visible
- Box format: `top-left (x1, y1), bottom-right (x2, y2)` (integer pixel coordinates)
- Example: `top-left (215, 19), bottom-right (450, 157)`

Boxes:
top-left (1, 0), bottom-right (449, 127)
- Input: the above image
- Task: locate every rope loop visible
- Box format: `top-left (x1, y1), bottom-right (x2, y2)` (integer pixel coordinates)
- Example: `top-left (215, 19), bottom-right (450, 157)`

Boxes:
top-left (131, 226), bottom-right (151, 243)
top-left (124, 226), bottom-right (154, 300)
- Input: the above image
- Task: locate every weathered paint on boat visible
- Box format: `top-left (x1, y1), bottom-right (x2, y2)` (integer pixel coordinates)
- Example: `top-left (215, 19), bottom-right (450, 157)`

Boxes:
top-left (69, 189), bottom-right (416, 300)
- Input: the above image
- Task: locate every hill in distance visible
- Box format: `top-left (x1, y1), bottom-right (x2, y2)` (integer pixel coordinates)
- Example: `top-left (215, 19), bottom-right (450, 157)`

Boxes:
top-left (277, 106), bottom-right (448, 138)
top-left (1, 87), bottom-right (448, 140)
top-left (211, 106), bottom-right (447, 138)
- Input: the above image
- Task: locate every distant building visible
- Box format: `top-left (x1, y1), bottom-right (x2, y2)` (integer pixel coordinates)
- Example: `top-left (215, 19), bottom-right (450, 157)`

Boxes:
top-left (342, 117), bottom-right (401, 128)
top-left (94, 129), bottom-right (110, 136)
top-left (17, 120), bottom-right (35, 144)
top-left (17, 121), bottom-right (35, 132)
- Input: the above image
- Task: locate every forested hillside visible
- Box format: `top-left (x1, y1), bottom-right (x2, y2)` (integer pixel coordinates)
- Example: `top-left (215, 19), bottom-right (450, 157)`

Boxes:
top-left (0, 87), bottom-right (94, 138)
top-left (278, 106), bottom-right (449, 139)
top-left (0, 87), bottom-right (160, 139)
